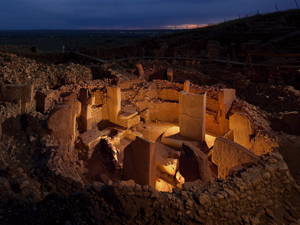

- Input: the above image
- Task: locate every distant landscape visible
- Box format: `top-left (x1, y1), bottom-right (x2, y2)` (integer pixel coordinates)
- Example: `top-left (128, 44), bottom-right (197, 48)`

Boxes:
top-left (0, 29), bottom-right (179, 52)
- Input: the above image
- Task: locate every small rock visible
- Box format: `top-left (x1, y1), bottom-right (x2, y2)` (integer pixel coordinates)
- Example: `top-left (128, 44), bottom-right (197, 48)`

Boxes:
top-left (92, 182), bottom-right (104, 192)
top-left (142, 185), bottom-right (149, 192)
top-left (19, 180), bottom-right (30, 190)
top-left (133, 184), bottom-right (142, 192)
top-left (197, 194), bottom-right (211, 205)
top-left (148, 186), bottom-right (155, 192)
top-left (265, 208), bottom-right (274, 219)
top-left (284, 212), bottom-right (296, 222)
top-left (150, 191), bottom-right (159, 199)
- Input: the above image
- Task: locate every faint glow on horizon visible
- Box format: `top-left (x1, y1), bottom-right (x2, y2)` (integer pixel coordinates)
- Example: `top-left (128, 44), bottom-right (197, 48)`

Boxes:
top-left (77, 26), bottom-right (162, 30)
top-left (162, 24), bottom-right (209, 29)
top-left (76, 24), bottom-right (209, 30)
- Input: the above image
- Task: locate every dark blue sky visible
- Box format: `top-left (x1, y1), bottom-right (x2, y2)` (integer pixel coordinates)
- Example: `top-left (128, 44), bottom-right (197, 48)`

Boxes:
top-left (0, 0), bottom-right (297, 30)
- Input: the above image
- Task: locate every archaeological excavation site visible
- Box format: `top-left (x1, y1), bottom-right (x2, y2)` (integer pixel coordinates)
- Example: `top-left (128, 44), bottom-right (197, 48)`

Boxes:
top-left (1, 10), bottom-right (300, 225)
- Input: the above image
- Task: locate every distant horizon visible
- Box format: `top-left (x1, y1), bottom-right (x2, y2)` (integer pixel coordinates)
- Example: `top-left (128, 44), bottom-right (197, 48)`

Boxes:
top-left (0, 23), bottom-right (209, 31)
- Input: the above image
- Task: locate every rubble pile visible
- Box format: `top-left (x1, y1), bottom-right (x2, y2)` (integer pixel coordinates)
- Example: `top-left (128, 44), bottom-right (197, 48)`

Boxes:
top-left (0, 52), bottom-right (93, 90)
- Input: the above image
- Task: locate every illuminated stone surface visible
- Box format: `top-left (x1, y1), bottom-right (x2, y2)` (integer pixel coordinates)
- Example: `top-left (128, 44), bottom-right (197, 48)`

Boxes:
top-left (179, 91), bottom-right (206, 142)
top-left (212, 136), bottom-right (259, 178)
top-left (229, 112), bottom-right (254, 150)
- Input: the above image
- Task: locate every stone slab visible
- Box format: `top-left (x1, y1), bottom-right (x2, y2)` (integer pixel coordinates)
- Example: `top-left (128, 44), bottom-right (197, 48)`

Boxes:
top-left (79, 129), bottom-right (103, 147)
top-left (212, 137), bottom-right (259, 178)
top-left (229, 112), bottom-right (254, 150)
top-left (180, 143), bottom-right (211, 182)
top-left (161, 126), bottom-right (213, 152)
top-left (119, 111), bottom-right (138, 119)
top-left (123, 137), bottom-right (156, 187)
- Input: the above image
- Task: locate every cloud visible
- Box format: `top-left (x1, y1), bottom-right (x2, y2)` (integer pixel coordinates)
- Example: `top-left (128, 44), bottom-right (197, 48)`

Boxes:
top-left (0, 0), bottom-right (297, 29)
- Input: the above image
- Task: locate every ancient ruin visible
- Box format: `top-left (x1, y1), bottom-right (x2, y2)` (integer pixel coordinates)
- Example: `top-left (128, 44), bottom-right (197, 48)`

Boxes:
top-left (0, 9), bottom-right (300, 225)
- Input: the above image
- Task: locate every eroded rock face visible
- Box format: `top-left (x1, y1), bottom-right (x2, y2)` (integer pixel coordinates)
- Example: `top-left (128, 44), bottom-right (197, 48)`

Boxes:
top-left (180, 143), bottom-right (211, 182)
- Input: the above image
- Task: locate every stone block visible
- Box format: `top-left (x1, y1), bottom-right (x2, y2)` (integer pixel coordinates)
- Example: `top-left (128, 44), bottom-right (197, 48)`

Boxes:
top-left (155, 178), bottom-right (174, 193)
top-left (179, 91), bottom-right (206, 142)
top-left (183, 80), bottom-right (190, 93)
top-left (229, 112), bottom-right (254, 150)
top-left (36, 90), bottom-right (56, 113)
top-left (123, 137), bottom-right (156, 187)
top-left (46, 105), bottom-right (73, 146)
top-left (156, 158), bottom-right (178, 176)
top-left (219, 89), bottom-right (236, 115)
top-left (79, 129), bottom-right (103, 148)
top-left (180, 143), bottom-right (211, 182)
top-left (212, 137), bottom-right (259, 178)
top-left (167, 68), bottom-right (173, 82)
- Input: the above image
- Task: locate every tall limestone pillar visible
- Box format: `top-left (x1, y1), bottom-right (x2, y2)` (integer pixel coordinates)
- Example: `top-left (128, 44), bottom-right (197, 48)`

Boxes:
top-left (179, 91), bottom-right (206, 143)
top-left (107, 86), bottom-right (121, 124)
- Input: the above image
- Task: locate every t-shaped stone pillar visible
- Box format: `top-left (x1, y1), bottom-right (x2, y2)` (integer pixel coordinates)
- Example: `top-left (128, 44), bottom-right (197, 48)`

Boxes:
top-left (63, 99), bottom-right (81, 142)
top-left (106, 86), bottom-right (121, 124)
top-left (179, 91), bottom-right (206, 143)
top-left (80, 88), bottom-right (95, 132)
top-left (1, 84), bottom-right (34, 114)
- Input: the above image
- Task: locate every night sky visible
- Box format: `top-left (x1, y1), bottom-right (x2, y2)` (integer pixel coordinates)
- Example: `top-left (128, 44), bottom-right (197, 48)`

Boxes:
top-left (0, 0), bottom-right (297, 30)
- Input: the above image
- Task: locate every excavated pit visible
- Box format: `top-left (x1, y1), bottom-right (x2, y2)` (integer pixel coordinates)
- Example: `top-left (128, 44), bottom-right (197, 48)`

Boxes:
top-left (1, 23), bottom-right (300, 223)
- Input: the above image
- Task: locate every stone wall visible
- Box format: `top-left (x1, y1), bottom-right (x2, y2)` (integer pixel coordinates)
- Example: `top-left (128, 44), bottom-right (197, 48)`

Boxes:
top-left (37, 149), bottom-right (295, 225)
top-left (91, 106), bottom-right (103, 128)
top-left (157, 89), bottom-right (179, 101)
top-left (83, 151), bottom-right (294, 224)
top-left (116, 114), bottom-right (140, 128)
top-left (206, 111), bottom-right (220, 137)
